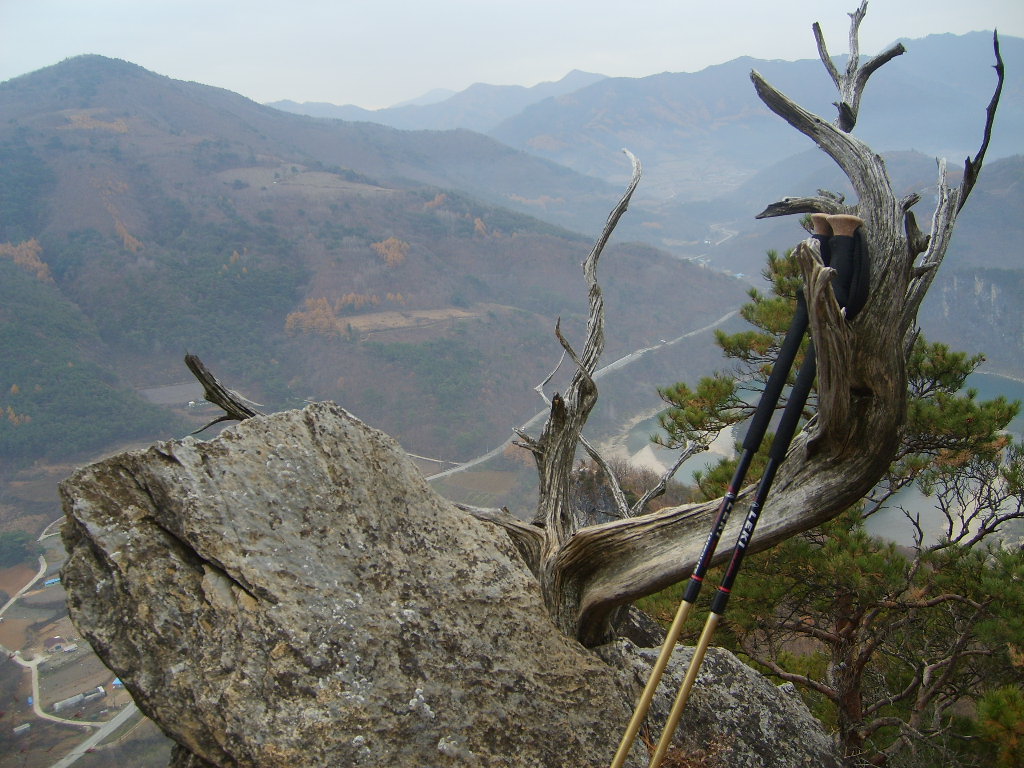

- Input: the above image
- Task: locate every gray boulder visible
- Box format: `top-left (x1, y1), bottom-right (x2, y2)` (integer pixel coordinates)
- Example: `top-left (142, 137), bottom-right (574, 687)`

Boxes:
top-left (60, 403), bottom-right (841, 767)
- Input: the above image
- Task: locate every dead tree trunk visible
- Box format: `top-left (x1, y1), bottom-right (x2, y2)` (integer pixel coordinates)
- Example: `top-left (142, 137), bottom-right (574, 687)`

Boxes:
top-left (511, 151), bottom-right (642, 637)
top-left (473, 4), bottom-right (1004, 647)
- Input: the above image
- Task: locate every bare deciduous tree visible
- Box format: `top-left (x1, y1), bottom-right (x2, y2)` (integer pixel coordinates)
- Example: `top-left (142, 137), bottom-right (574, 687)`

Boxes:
top-left (467, 3), bottom-right (1005, 647)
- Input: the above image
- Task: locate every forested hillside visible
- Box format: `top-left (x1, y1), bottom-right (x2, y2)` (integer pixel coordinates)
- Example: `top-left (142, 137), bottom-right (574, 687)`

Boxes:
top-left (0, 55), bottom-right (746, 472)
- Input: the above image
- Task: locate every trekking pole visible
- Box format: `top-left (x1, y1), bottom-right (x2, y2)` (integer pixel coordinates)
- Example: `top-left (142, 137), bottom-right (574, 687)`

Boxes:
top-left (609, 215), bottom-right (833, 768)
top-left (648, 345), bottom-right (818, 767)
top-left (646, 214), bottom-right (867, 768)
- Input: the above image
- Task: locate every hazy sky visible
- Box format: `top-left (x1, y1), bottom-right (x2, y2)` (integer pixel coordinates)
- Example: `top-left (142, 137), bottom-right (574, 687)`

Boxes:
top-left (1, 0), bottom-right (1021, 109)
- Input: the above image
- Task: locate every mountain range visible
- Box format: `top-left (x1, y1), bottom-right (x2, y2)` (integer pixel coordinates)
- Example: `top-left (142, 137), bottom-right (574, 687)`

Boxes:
top-left (270, 69), bottom-right (608, 133)
top-left (275, 33), bottom-right (1023, 202)
top-left (269, 32), bottom-right (1024, 281)
top-left (0, 30), bottom-right (1021, 488)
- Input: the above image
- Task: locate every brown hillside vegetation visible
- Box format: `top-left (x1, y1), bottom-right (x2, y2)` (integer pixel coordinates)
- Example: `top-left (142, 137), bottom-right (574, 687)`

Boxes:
top-left (0, 54), bottom-right (747, 465)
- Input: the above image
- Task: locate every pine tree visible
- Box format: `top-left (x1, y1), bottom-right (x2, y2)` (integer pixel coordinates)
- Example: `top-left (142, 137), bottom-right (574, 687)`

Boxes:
top-left (649, 247), bottom-right (1024, 766)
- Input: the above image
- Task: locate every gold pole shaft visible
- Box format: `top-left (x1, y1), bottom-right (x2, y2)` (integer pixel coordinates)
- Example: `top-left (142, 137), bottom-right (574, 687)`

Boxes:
top-left (648, 612), bottom-right (723, 768)
top-left (609, 599), bottom-right (695, 768)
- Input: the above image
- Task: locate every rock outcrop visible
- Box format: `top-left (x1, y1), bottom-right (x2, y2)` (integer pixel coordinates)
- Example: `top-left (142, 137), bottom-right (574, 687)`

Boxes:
top-left (602, 642), bottom-right (843, 768)
top-left (61, 403), bottom-right (842, 767)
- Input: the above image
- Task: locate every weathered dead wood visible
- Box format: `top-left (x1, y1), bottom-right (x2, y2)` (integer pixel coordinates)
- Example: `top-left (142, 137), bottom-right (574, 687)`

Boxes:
top-left (471, 7), bottom-right (1004, 647)
top-left (512, 149), bottom-right (642, 634)
top-left (184, 353), bottom-right (264, 434)
top-left (813, 1), bottom-right (906, 132)
top-left (901, 32), bottom-right (1005, 336)
top-left (755, 192), bottom-right (845, 220)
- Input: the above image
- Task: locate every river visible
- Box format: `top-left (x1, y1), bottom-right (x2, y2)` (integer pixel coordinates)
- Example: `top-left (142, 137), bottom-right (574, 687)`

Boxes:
top-left (614, 371), bottom-right (1024, 546)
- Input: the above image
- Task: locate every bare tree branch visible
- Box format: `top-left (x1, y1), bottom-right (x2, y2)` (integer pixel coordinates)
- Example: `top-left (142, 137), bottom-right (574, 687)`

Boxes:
top-left (184, 353), bottom-right (263, 434)
top-left (750, 70), bottom-right (898, 220)
top-left (960, 32), bottom-right (1005, 209)
top-left (813, 2), bottom-right (906, 131)
top-left (741, 639), bottom-right (839, 700)
top-left (903, 33), bottom-right (1004, 330)
top-left (516, 149), bottom-right (642, 634)
top-left (630, 444), bottom-right (703, 516)
top-left (578, 436), bottom-right (631, 519)
top-left (755, 194), bottom-right (846, 220)
top-left (812, 21), bottom-right (842, 90)
top-left (532, 350), bottom-right (565, 407)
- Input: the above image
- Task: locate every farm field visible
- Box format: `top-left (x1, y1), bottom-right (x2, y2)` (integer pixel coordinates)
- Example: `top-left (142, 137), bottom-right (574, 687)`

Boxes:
top-left (0, 519), bottom-right (170, 767)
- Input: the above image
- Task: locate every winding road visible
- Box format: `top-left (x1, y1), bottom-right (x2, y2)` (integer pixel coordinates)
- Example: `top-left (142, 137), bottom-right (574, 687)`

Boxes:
top-left (0, 519), bottom-right (144, 767)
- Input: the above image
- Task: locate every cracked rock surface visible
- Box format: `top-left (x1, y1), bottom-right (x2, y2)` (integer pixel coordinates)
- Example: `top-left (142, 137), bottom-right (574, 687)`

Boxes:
top-left (61, 402), bottom-right (841, 768)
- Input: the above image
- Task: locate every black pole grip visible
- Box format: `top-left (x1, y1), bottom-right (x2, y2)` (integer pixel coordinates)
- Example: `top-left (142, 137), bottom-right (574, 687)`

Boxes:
top-left (828, 228), bottom-right (870, 320)
top-left (813, 232), bottom-right (832, 268)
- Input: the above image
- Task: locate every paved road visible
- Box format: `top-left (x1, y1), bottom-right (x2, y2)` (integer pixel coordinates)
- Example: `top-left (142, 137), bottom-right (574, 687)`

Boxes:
top-left (47, 703), bottom-right (141, 768)
top-left (1, 520), bottom-right (142, 766)
top-left (426, 310), bottom-right (738, 481)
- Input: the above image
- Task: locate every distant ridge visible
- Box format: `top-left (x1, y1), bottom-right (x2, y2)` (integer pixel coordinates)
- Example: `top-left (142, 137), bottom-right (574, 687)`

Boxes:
top-left (489, 31), bottom-right (1022, 201)
top-left (267, 33), bottom-right (1022, 207)
top-left (267, 69), bottom-right (608, 132)
top-left (389, 87), bottom-right (458, 108)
